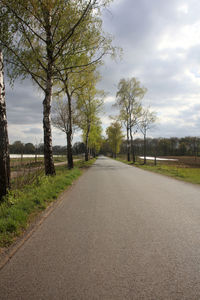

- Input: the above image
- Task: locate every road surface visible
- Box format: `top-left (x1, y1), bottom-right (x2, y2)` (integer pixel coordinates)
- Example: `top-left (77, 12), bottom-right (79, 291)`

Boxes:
top-left (1, 156), bottom-right (200, 299)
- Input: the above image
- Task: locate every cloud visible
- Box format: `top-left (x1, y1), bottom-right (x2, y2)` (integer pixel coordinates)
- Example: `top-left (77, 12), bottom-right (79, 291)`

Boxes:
top-left (4, 0), bottom-right (200, 145)
top-left (99, 0), bottom-right (200, 138)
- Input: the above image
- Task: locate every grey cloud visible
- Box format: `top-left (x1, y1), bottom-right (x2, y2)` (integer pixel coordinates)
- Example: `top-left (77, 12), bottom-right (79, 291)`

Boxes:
top-left (6, 79), bottom-right (43, 125)
top-left (4, 0), bottom-right (200, 143)
top-left (23, 128), bottom-right (43, 135)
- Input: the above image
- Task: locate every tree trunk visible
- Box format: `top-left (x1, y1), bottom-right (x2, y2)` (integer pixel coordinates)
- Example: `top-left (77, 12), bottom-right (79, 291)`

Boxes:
top-left (85, 122), bottom-right (90, 161)
top-left (130, 127), bottom-right (135, 163)
top-left (126, 127), bottom-right (130, 161)
top-left (144, 133), bottom-right (147, 164)
top-left (67, 132), bottom-right (73, 169)
top-left (66, 90), bottom-right (73, 169)
top-left (0, 49), bottom-right (10, 201)
top-left (43, 81), bottom-right (55, 175)
top-left (43, 13), bottom-right (55, 176)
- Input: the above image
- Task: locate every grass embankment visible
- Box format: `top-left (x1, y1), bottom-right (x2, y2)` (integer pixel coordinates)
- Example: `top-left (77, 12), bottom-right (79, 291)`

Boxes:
top-left (116, 156), bottom-right (200, 185)
top-left (0, 159), bottom-right (96, 248)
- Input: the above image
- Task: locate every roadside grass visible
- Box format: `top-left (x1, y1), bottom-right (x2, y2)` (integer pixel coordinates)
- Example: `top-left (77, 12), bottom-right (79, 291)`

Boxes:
top-left (137, 164), bottom-right (200, 184)
top-left (0, 158), bottom-right (96, 248)
top-left (115, 156), bottom-right (200, 185)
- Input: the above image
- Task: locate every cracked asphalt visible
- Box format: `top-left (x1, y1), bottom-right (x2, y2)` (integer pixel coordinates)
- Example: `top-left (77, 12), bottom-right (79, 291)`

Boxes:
top-left (1, 156), bottom-right (200, 299)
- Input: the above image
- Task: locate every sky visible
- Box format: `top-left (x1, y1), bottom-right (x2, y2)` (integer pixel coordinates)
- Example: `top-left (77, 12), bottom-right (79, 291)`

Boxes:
top-left (5, 0), bottom-right (200, 146)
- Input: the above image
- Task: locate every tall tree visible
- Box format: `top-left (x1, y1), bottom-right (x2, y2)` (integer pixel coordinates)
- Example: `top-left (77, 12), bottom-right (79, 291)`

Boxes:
top-left (0, 6), bottom-right (11, 201)
top-left (0, 49), bottom-right (10, 201)
top-left (52, 96), bottom-right (78, 169)
top-left (115, 77), bottom-right (146, 162)
top-left (87, 119), bottom-right (102, 157)
top-left (0, 0), bottom-right (114, 175)
top-left (138, 107), bottom-right (157, 164)
top-left (77, 73), bottom-right (103, 161)
top-left (106, 121), bottom-right (123, 158)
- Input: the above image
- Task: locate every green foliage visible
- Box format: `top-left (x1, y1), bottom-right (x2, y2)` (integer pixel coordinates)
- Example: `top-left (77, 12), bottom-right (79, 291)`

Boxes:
top-left (0, 160), bottom-right (95, 247)
top-left (106, 121), bottom-right (124, 157)
top-left (115, 77), bottom-right (146, 127)
top-left (89, 123), bottom-right (103, 153)
top-left (139, 107), bottom-right (157, 136)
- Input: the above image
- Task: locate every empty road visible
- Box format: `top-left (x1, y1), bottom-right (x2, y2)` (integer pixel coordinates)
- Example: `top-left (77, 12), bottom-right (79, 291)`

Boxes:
top-left (1, 156), bottom-right (200, 299)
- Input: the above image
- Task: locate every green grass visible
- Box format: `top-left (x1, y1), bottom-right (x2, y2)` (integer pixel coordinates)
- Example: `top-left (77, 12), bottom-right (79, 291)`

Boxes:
top-left (137, 164), bottom-right (200, 184)
top-left (115, 157), bottom-right (200, 185)
top-left (0, 158), bottom-right (96, 248)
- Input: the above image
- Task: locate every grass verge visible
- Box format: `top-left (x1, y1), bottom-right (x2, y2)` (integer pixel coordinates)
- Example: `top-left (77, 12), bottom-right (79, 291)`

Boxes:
top-left (115, 157), bottom-right (200, 185)
top-left (0, 158), bottom-right (96, 248)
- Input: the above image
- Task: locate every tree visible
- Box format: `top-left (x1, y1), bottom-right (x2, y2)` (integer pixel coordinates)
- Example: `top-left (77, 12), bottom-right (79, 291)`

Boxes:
top-left (88, 121), bottom-right (102, 157)
top-left (115, 77), bottom-right (146, 162)
top-left (106, 121), bottom-right (123, 158)
top-left (24, 143), bottom-right (35, 154)
top-left (77, 72), bottom-right (103, 161)
top-left (0, 5), bottom-right (12, 201)
top-left (0, 0), bottom-right (114, 175)
top-left (73, 142), bottom-right (85, 155)
top-left (138, 107), bottom-right (157, 164)
top-left (52, 97), bottom-right (78, 169)
top-left (0, 47), bottom-right (10, 201)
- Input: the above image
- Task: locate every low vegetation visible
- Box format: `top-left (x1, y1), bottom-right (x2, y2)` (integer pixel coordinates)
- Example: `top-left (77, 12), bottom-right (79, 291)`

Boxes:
top-left (116, 155), bottom-right (200, 185)
top-left (0, 159), bottom-right (96, 248)
top-left (10, 156), bottom-right (67, 171)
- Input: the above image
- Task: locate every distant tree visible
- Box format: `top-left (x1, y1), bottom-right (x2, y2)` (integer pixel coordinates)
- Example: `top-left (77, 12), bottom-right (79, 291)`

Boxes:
top-left (52, 97), bottom-right (78, 169)
top-left (77, 74), bottom-right (103, 161)
top-left (100, 138), bottom-right (110, 156)
top-left (106, 122), bottom-right (123, 158)
top-left (178, 142), bottom-right (187, 156)
top-left (11, 141), bottom-right (24, 154)
top-left (138, 107), bottom-right (157, 164)
top-left (37, 143), bottom-right (44, 155)
top-left (24, 143), bottom-right (35, 154)
top-left (88, 121), bottom-right (102, 157)
top-left (115, 77), bottom-right (146, 162)
top-left (169, 137), bottom-right (179, 156)
top-left (73, 142), bottom-right (85, 155)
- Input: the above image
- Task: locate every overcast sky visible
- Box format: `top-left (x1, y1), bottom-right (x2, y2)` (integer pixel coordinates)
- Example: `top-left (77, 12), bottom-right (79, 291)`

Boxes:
top-left (5, 0), bottom-right (200, 145)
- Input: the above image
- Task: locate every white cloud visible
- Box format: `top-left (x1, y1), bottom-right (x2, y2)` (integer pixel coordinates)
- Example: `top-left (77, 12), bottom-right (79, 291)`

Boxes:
top-left (5, 0), bottom-right (200, 144)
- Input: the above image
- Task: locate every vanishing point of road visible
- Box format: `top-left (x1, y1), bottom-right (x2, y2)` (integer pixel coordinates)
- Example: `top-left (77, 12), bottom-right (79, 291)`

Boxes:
top-left (1, 156), bottom-right (200, 299)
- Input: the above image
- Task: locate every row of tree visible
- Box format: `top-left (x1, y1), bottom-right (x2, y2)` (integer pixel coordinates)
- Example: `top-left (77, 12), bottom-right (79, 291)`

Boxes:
top-left (131, 137), bottom-right (200, 157)
top-left (104, 135), bottom-right (200, 160)
top-left (9, 141), bottom-right (87, 156)
top-left (0, 0), bottom-right (115, 201)
top-left (105, 77), bottom-right (156, 162)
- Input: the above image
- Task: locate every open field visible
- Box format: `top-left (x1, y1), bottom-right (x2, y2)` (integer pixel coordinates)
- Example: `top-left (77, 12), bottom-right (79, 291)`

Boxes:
top-left (116, 155), bottom-right (200, 185)
top-left (10, 154), bottom-right (84, 172)
top-left (11, 155), bottom-right (67, 171)
top-left (0, 159), bottom-right (96, 248)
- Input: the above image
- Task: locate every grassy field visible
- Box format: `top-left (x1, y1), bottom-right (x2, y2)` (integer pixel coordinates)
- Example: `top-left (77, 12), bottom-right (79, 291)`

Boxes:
top-left (0, 158), bottom-right (96, 248)
top-left (115, 155), bottom-right (200, 185)
top-left (10, 155), bottom-right (67, 171)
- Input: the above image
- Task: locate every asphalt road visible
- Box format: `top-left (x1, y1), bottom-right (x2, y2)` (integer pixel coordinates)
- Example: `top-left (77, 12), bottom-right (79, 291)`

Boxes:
top-left (1, 156), bottom-right (200, 299)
